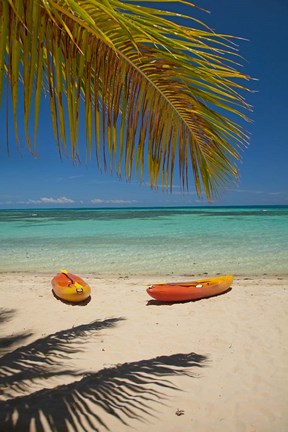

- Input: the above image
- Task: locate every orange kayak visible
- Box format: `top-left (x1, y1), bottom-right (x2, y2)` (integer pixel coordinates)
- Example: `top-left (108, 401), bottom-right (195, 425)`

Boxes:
top-left (146, 275), bottom-right (233, 302)
top-left (51, 270), bottom-right (91, 303)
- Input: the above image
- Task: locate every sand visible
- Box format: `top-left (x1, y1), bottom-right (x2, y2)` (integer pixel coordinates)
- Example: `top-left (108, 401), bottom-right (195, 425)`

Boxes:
top-left (0, 273), bottom-right (287, 432)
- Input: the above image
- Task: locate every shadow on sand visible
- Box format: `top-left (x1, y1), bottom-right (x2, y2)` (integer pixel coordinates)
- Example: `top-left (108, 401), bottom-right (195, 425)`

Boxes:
top-left (0, 309), bottom-right (32, 356)
top-left (52, 289), bottom-right (92, 305)
top-left (0, 309), bottom-right (207, 432)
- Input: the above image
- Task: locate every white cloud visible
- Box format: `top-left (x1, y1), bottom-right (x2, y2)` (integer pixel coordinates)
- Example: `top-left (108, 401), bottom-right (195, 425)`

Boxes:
top-left (229, 188), bottom-right (265, 194)
top-left (27, 196), bottom-right (75, 204)
top-left (230, 189), bottom-right (284, 196)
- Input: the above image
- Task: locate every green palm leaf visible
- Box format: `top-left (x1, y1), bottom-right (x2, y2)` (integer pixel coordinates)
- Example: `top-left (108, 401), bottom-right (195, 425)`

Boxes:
top-left (0, 0), bottom-right (252, 200)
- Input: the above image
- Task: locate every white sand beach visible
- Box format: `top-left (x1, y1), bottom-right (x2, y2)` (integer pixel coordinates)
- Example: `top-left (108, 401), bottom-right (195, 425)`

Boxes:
top-left (1, 273), bottom-right (287, 432)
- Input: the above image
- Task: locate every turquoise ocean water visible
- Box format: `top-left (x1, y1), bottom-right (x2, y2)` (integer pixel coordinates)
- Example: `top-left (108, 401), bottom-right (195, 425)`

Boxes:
top-left (0, 206), bottom-right (287, 276)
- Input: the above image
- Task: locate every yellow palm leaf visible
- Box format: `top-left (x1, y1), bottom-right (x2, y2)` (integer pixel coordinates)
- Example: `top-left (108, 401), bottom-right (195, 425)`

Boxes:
top-left (0, 0), bottom-right (252, 200)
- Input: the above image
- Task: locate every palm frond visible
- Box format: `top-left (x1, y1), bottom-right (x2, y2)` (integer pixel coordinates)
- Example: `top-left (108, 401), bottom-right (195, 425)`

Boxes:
top-left (0, 0), bottom-right (253, 200)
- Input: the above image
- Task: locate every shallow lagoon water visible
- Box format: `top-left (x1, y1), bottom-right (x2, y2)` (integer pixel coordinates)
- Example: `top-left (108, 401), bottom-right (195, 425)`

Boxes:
top-left (1, 206), bottom-right (287, 276)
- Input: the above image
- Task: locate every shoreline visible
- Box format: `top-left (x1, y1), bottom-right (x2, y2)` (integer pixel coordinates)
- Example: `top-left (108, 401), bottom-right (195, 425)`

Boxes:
top-left (1, 270), bottom-right (288, 277)
top-left (1, 273), bottom-right (287, 431)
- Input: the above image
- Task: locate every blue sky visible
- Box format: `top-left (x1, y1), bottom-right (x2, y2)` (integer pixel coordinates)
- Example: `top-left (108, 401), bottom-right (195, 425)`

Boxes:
top-left (1, 0), bottom-right (288, 208)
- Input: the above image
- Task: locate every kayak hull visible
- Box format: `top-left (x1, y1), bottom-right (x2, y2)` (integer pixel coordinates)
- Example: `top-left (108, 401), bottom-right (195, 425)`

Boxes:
top-left (52, 272), bottom-right (91, 303)
top-left (146, 275), bottom-right (233, 302)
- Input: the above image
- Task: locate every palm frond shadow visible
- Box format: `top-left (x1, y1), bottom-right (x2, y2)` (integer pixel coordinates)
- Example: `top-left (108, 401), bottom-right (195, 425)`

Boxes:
top-left (0, 308), bottom-right (14, 324)
top-left (0, 317), bottom-right (124, 399)
top-left (0, 352), bottom-right (208, 432)
top-left (0, 308), bottom-right (32, 357)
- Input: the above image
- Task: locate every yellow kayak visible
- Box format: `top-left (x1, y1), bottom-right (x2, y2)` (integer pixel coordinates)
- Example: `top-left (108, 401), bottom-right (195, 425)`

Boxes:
top-left (51, 270), bottom-right (91, 303)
